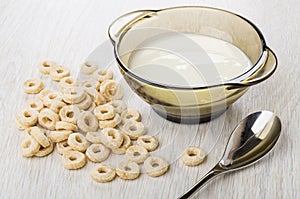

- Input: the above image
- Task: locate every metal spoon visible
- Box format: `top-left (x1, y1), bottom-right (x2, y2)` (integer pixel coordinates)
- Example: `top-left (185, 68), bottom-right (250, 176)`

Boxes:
top-left (178, 110), bottom-right (281, 199)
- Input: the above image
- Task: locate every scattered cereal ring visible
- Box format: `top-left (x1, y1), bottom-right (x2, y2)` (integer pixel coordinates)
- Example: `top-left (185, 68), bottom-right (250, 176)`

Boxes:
top-left (86, 144), bottom-right (110, 163)
top-left (122, 120), bottom-right (145, 140)
top-left (100, 80), bottom-right (123, 101)
top-left (94, 70), bottom-right (113, 83)
top-left (87, 102), bottom-right (96, 112)
top-left (137, 135), bottom-right (159, 152)
top-left (27, 126), bottom-right (50, 148)
top-left (68, 133), bottom-right (90, 152)
top-left (50, 65), bottom-right (70, 81)
top-left (75, 93), bottom-right (93, 110)
top-left (82, 79), bottom-right (98, 95)
top-left (42, 92), bottom-right (63, 107)
top-left (56, 121), bottom-right (78, 132)
top-left (38, 60), bottom-right (57, 74)
top-left (125, 145), bottom-right (148, 164)
top-left (38, 89), bottom-right (54, 101)
top-left (99, 113), bottom-right (121, 129)
top-left (21, 136), bottom-right (40, 157)
top-left (60, 76), bottom-right (77, 89)
top-left (49, 130), bottom-right (72, 143)
top-left (62, 150), bottom-right (87, 170)
top-left (144, 156), bottom-right (169, 177)
top-left (24, 98), bottom-right (44, 112)
top-left (57, 140), bottom-right (73, 155)
top-left (59, 105), bottom-right (80, 124)
top-left (86, 131), bottom-right (103, 144)
top-left (49, 100), bottom-right (66, 113)
top-left (121, 109), bottom-right (141, 124)
top-left (112, 133), bottom-right (132, 155)
top-left (23, 78), bottom-right (44, 94)
top-left (93, 104), bottom-right (115, 120)
top-left (35, 140), bottom-right (54, 157)
top-left (108, 100), bottom-right (127, 114)
top-left (101, 128), bottom-right (123, 149)
top-left (90, 164), bottom-right (116, 183)
top-left (62, 87), bottom-right (86, 104)
top-left (94, 92), bottom-right (106, 106)
top-left (15, 117), bottom-right (29, 130)
top-left (181, 146), bottom-right (206, 166)
top-left (80, 61), bottom-right (98, 75)
top-left (38, 108), bottom-right (59, 130)
top-left (77, 111), bottom-right (98, 132)
top-left (16, 109), bottom-right (39, 127)
top-left (116, 160), bottom-right (140, 180)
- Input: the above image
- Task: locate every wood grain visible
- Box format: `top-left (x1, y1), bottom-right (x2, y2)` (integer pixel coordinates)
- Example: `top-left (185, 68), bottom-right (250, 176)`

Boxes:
top-left (0, 0), bottom-right (299, 199)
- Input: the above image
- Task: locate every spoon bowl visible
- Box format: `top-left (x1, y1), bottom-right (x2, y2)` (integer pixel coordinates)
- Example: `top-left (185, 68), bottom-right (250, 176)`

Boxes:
top-left (179, 110), bottom-right (281, 199)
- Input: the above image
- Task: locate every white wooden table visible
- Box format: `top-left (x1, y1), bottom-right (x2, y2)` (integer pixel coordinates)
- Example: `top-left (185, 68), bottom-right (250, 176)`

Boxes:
top-left (0, 0), bottom-right (299, 198)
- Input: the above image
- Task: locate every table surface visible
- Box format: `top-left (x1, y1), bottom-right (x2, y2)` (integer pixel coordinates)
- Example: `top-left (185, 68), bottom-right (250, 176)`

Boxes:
top-left (0, 0), bottom-right (299, 199)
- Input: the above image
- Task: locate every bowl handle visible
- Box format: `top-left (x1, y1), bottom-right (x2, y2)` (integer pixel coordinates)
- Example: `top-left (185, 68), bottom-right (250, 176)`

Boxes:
top-left (108, 10), bottom-right (156, 44)
top-left (226, 47), bottom-right (277, 89)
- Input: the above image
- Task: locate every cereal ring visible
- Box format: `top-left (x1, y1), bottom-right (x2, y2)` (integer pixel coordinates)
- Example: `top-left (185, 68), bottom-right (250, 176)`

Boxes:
top-left (122, 120), bottom-right (145, 140)
top-left (35, 140), bottom-right (54, 157)
top-left (125, 145), bottom-right (148, 164)
top-left (80, 61), bottom-right (98, 75)
top-left (86, 144), bottom-right (110, 163)
top-left (86, 131), bottom-right (103, 144)
top-left (60, 76), bottom-right (77, 89)
top-left (27, 126), bottom-right (50, 148)
top-left (68, 133), bottom-right (90, 152)
top-left (56, 140), bottom-right (73, 155)
top-left (38, 89), bottom-right (54, 101)
top-left (82, 80), bottom-right (98, 95)
top-left (62, 87), bottom-right (86, 104)
top-left (49, 100), bottom-right (66, 113)
top-left (94, 92), bottom-right (106, 106)
top-left (137, 135), bottom-right (159, 152)
top-left (50, 65), bottom-right (70, 81)
top-left (16, 109), bottom-right (38, 127)
top-left (62, 150), bottom-right (87, 170)
top-left (42, 92), bottom-right (63, 107)
top-left (56, 121), bottom-right (78, 132)
top-left (94, 70), bottom-right (113, 83)
top-left (100, 80), bottom-right (123, 101)
top-left (108, 100), bottom-right (127, 114)
top-left (75, 93), bottom-right (93, 110)
top-left (77, 111), bottom-right (98, 132)
top-left (181, 146), bottom-right (206, 166)
top-left (116, 161), bottom-right (140, 180)
top-left (101, 128), bottom-right (123, 149)
top-left (23, 78), bottom-right (44, 94)
top-left (87, 102), bottom-right (96, 112)
top-left (21, 136), bottom-right (40, 157)
top-left (99, 113), bottom-right (121, 129)
top-left (59, 105), bottom-right (80, 124)
top-left (144, 156), bottom-right (169, 177)
top-left (112, 133), bottom-right (132, 155)
top-left (24, 98), bottom-right (44, 112)
top-left (121, 109), bottom-right (141, 124)
top-left (38, 60), bottom-right (57, 74)
top-left (93, 104), bottom-right (115, 120)
top-left (38, 108), bottom-right (59, 130)
top-left (49, 130), bottom-right (72, 143)
top-left (15, 117), bottom-right (29, 130)
top-left (90, 164), bottom-right (116, 183)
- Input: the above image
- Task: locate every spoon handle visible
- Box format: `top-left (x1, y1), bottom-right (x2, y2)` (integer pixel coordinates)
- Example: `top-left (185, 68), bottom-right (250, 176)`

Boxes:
top-left (178, 165), bottom-right (224, 199)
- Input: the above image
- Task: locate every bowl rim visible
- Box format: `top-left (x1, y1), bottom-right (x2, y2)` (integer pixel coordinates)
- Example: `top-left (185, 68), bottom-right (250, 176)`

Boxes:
top-left (113, 6), bottom-right (267, 90)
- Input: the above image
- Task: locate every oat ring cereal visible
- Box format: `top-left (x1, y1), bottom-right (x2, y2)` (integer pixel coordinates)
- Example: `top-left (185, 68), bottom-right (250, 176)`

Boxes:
top-left (38, 60), bottom-right (57, 74)
top-left (55, 121), bottom-right (78, 132)
top-left (62, 150), bottom-right (87, 170)
top-left (80, 61), bottom-right (98, 75)
top-left (112, 133), bottom-right (132, 155)
top-left (62, 87), bottom-right (86, 104)
top-left (23, 78), bottom-right (44, 94)
top-left (59, 105), bottom-right (80, 124)
top-left (68, 133), bottom-right (90, 152)
top-left (86, 144), bottom-right (110, 163)
top-left (95, 70), bottom-right (113, 83)
top-left (25, 98), bottom-right (44, 112)
top-left (42, 92), bottom-right (63, 107)
top-left (86, 131), bottom-right (103, 144)
top-left (60, 76), bottom-right (76, 89)
top-left (121, 109), bottom-right (141, 124)
top-left (16, 109), bottom-right (38, 127)
top-left (77, 111), bottom-right (99, 132)
top-left (75, 93), bottom-right (92, 110)
top-left (122, 120), bottom-right (145, 140)
top-left (94, 104), bottom-right (115, 120)
top-left (57, 140), bottom-right (73, 155)
top-left (90, 164), bottom-right (116, 183)
top-left (116, 161), bottom-right (140, 180)
top-left (125, 145), bottom-right (149, 164)
top-left (35, 140), bottom-right (54, 157)
top-left (49, 100), bottom-right (66, 113)
top-left (101, 128), bottom-right (123, 149)
top-left (21, 136), bottom-right (40, 157)
top-left (50, 65), bottom-right (70, 81)
top-left (108, 100), bottom-right (127, 114)
top-left (49, 130), bottom-right (72, 143)
top-left (181, 146), bottom-right (206, 166)
top-left (26, 126), bottom-right (50, 148)
top-left (38, 89), bottom-right (54, 100)
top-left (38, 108), bottom-right (59, 130)
top-left (137, 135), bottom-right (158, 152)
top-left (100, 80), bottom-right (123, 101)
top-left (144, 156), bottom-right (169, 177)
top-left (99, 113), bottom-right (121, 129)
